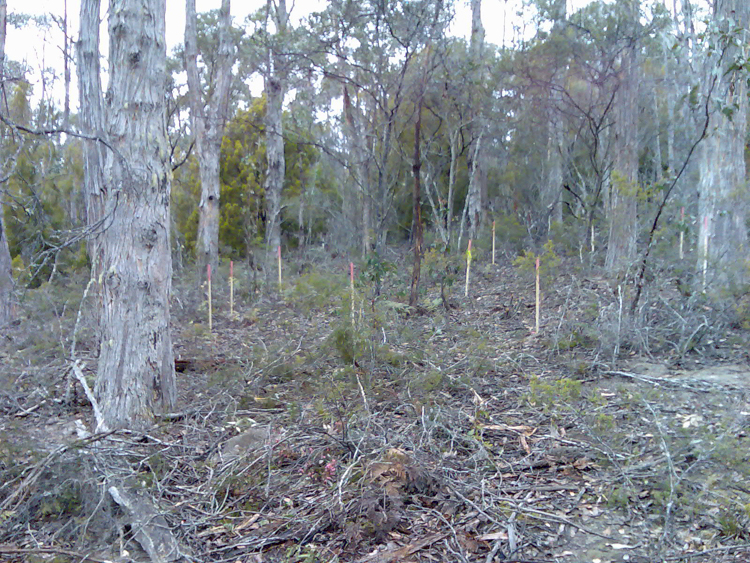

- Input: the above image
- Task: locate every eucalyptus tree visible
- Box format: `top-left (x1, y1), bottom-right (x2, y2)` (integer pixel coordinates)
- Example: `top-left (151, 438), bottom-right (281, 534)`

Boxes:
top-left (697, 0), bottom-right (749, 292)
top-left (262, 0), bottom-right (289, 276)
top-left (604, 0), bottom-right (640, 273)
top-left (310, 0), bottom-right (454, 253)
top-left (77, 0), bottom-right (104, 271)
top-left (185, 0), bottom-right (234, 274)
top-left (79, 0), bottom-right (175, 430)
top-left (465, 0), bottom-right (486, 240)
top-left (0, 0), bottom-right (11, 326)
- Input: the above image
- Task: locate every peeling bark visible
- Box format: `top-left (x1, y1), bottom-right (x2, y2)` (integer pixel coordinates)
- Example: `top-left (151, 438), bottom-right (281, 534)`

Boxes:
top-left (185, 0), bottom-right (233, 274)
top-left (605, 0), bottom-right (639, 273)
top-left (697, 0), bottom-right (749, 291)
top-left (0, 0), bottom-right (13, 326)
top-left (264, 0), bottom-right (288, 271)
top-left (77, 0), bottom-right (106, 274)
top-left (95, 0), bottom-right (175, 430)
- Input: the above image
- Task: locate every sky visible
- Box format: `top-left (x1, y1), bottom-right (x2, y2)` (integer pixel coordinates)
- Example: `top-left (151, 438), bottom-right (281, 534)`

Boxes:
top-left (4, 0), bottom-right (595, 109)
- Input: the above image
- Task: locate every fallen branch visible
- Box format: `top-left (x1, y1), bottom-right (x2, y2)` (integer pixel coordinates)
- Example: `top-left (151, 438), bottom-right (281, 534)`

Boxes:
top-left (0, 545), bottom-right (110, 563)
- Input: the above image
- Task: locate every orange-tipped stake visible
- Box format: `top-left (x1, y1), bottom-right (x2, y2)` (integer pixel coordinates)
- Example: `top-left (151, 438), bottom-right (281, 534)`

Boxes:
top-left (464, 239), bottom-right (472, 297)
top-left (207, 264), bottom-right (213, 332)
top-left (230, 260), bottom-right (234, 316)
top-left (535, 256), bottom-right (540, 334)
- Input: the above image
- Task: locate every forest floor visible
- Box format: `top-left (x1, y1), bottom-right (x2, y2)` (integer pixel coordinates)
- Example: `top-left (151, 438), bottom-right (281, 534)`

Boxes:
top-left (3, 245), bottom-right (750, 563)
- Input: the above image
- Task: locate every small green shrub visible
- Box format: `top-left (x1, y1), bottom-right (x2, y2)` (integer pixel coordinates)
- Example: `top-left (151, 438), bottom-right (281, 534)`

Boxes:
top-left (527, 376), bottom-right (581, 408)
top-left (290, 271), bottom-right (347, 313)
top-left (513, 240), bottom-right (562, 283)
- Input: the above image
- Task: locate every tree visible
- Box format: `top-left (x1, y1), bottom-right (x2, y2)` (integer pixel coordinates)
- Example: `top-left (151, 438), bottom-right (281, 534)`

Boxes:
top-left (605, 0), bottom-right (639, 273)
top-left (465, 0), bottom-right (486, 240)
top-left (0, 0), bottom-right (11, 326)
top-left (185, 0), bottom-right (234, 274)
top-left (263, 0), bottom-right (288, 280)
top-left (90, 0), bottom-right (176, 430)
top-left (77, 0), bottom-right (105, 272)
top-left (697, 0), bottom-right (749, 292)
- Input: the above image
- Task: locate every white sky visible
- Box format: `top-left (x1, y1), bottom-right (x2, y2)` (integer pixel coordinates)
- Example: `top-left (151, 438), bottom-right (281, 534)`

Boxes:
top-left (5, 0), bottom-right (594, 109)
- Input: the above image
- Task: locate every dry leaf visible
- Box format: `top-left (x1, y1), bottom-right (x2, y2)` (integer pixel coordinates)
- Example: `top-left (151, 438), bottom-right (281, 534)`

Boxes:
top-left (520, 434), bottom-right (531, 454)
top-left (477, 530), bottom-right (508, 541)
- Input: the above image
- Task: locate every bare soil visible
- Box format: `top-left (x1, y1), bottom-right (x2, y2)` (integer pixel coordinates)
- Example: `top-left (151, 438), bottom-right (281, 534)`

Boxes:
top-left (2, 248), bottom-right (750, 563)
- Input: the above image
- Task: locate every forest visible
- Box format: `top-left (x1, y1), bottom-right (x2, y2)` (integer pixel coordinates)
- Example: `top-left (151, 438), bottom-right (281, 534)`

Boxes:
top-left (2, 0), bottom-right (750, 561)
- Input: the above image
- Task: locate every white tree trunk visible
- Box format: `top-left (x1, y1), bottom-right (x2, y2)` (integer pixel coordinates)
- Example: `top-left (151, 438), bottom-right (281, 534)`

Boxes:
top-left (185, 0), bottom-right (233, 274)
top-left (263, 0), bottom-right (287, 270)
top-left (697, 0), bottom-right (749, 291)
top-left (342, 85), bottom-right (371, 256)
top-left (466, 0), bottom-right (485, 239)
top-left (0, 0), bottom-right (13, 326)
top-left (545, 105), bottom-right (565, 227)
top-left (0, 211), bottom-right (10, 326)
top-left (77, 0), bottom-right (105, 273)
top-left (95, 0), bottom-right (175, 430)
top-left (605, 1), bottom-right (639, 273)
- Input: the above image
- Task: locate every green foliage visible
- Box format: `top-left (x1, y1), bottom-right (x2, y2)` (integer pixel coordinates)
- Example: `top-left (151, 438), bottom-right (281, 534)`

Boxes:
top-left (2, 82), bottom-right (87, 284)
top-left (492, 214), bottom-right (527, 255)
top-left (513, 240), bottom-right (561, 283)
top-left (358, 251), bottom-right (396, 301)
top-left (289, 270), bottom-right (347, 313)
top-left (527, 376), bottom-right (581, 408)
top-left (329, 324), bottom-right (370, 365)
top-left (173, 96), bottom-right (323, 261)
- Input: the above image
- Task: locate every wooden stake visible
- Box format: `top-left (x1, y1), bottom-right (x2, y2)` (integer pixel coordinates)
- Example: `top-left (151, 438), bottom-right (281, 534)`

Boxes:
top-left (350, 262), bottom-right (355, 328)
top-left (679, 207), bottom-right (684, 260)
top-left (590, 224), bottom-right (595, 253)
top-left (277, 245), bottom-right (282, 289)
top-left (535, 256), bottom-right (540, 334)
top-left (230, 260), bottom-right (234, 316)
top-left (464, 239), bottom-right (472, 297)
top-left (207, 264), bottom-right (212, 332)
top-left (492, 220), bottom-right (496, 265)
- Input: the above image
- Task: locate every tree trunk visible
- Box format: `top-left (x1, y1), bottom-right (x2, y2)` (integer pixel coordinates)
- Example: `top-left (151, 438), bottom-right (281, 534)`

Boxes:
top-left (343, 85), bottom-right (370, 256)
top-left (185, 0), bottom-right (233, 274)
top-left (264, 0), bottom-right (287, 278)
top-left (545, 107), bottom-right (564, 227)
top-left (62, 0), bottom-right (70, 128)
top-left (77, 0), bottom-right (105, 272)
top-left (0, 0), bottom-right (12, 327)
top-left (605, 2), bottom-right (639, 273)
top-left (95, 0), bottom-right (175, 430)
top-left (0, 210), bottom-right (10, 327)
top-left (697, 0), bottom-right (749, 291)
top-left (409, 99), bottom-right (423, 307)
top-left (466, 0), bottom-right (485, 239)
